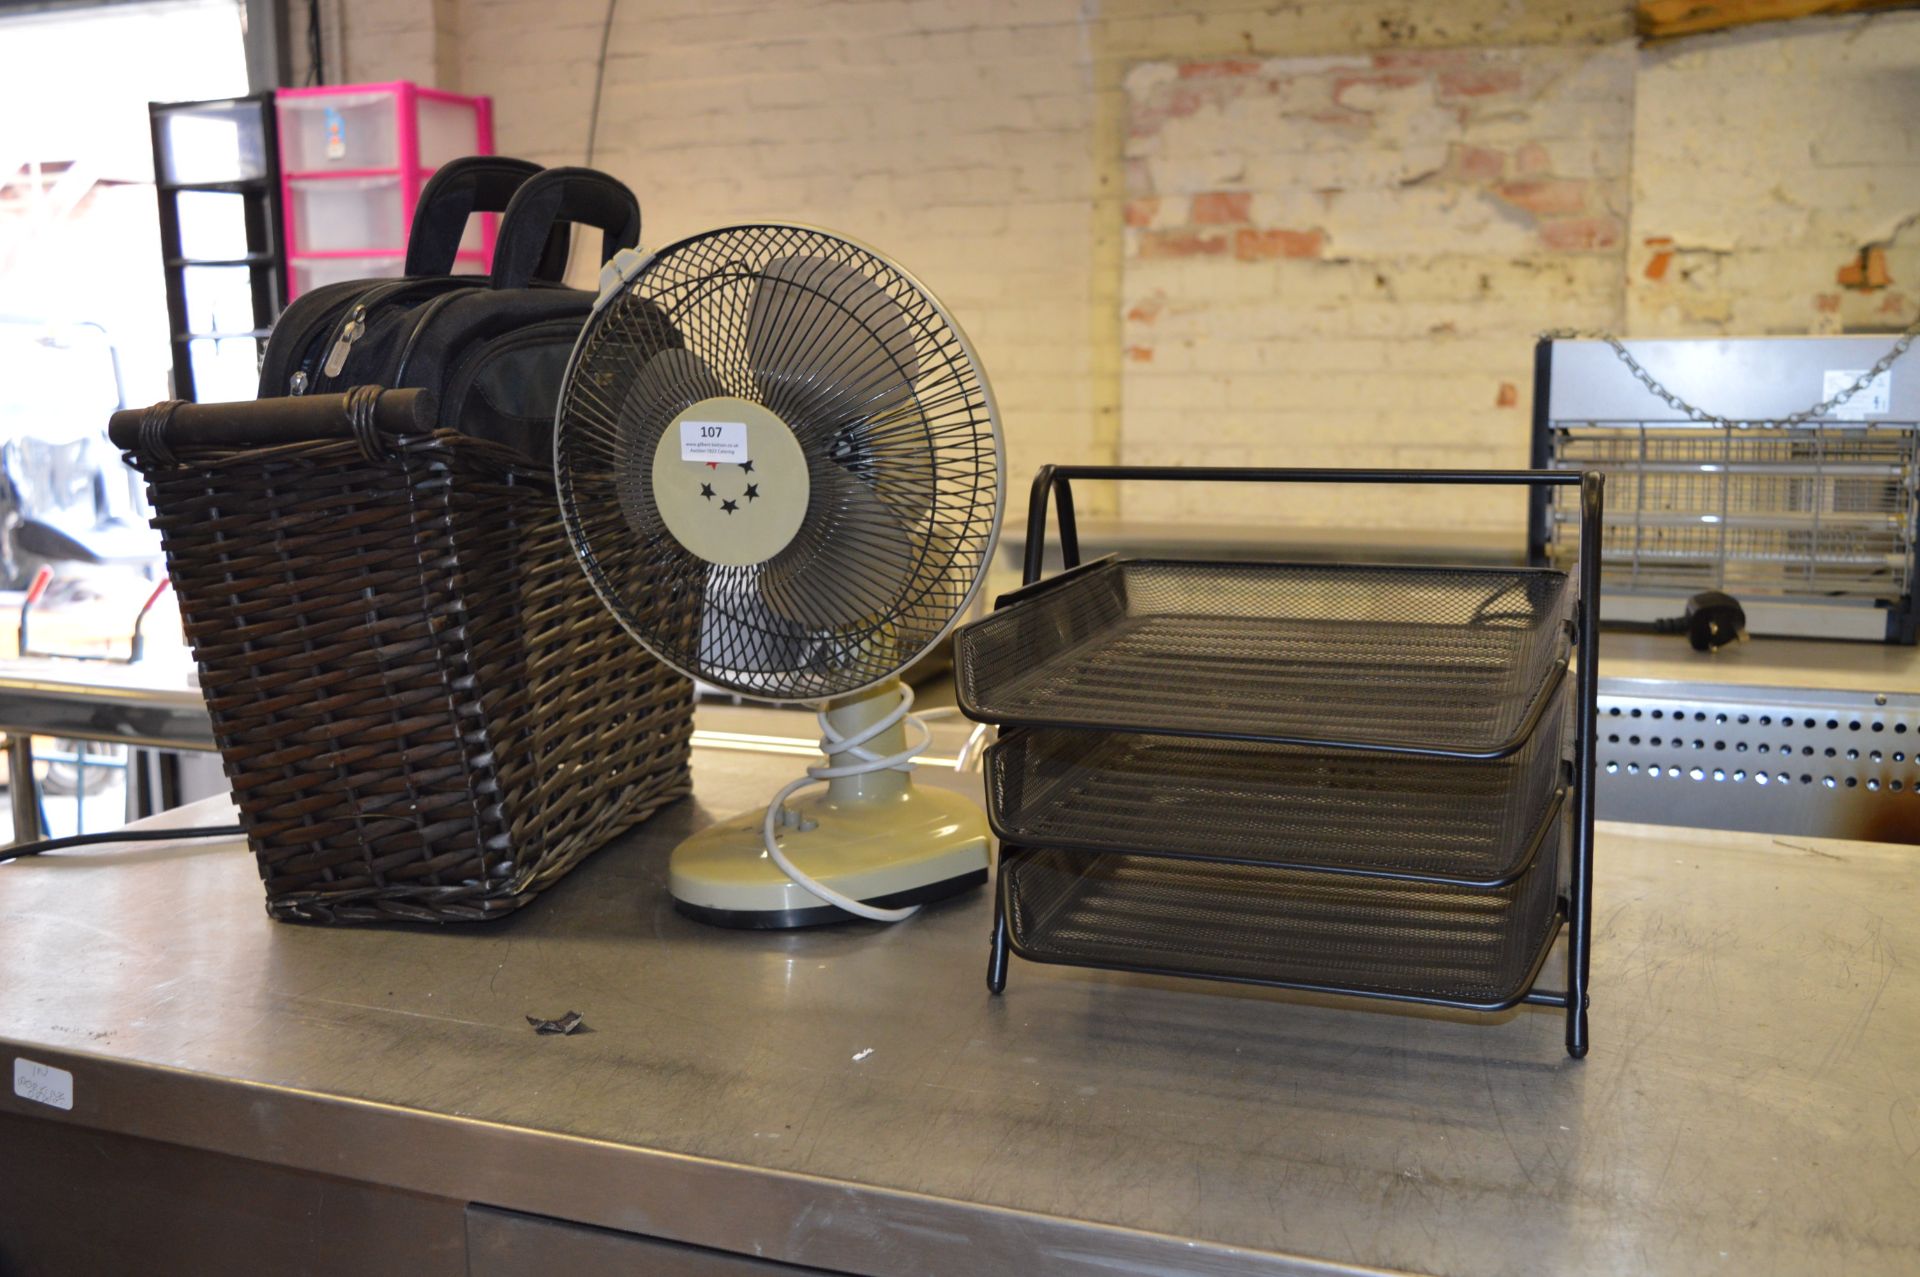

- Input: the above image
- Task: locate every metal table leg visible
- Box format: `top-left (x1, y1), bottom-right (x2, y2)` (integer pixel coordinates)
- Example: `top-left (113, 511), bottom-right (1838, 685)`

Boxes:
top-left (8, 733), bottom-right (40, 845)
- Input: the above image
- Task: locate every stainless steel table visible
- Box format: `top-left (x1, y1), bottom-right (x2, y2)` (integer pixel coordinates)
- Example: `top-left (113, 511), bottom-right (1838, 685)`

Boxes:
top-left (3, 737), bottom-right (1916, 1276)
top-left (0, 656), bottom-right (217, 841)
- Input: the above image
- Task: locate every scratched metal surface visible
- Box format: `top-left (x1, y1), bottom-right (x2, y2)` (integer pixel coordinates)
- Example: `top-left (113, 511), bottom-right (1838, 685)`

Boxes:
top-left (1, 736), bottom-right (1916, 1276)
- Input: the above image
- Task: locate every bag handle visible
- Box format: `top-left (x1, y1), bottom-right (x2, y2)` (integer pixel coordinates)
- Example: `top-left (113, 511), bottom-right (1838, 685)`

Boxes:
top-left (491, 166), bottom-right (640, 291)
top-left (405, 156), bottom-right (569, 280)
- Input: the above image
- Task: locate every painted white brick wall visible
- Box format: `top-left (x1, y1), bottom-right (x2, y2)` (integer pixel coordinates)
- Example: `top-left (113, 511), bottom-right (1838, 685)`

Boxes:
top-left (1119, 45), bottom-right (1635, 531)
top-left (1628, 11), bottom-right (1920, 341)
top-left (461, 0), bottom-right (1101, 495)
top-left (307, 1), bottom-right (1920, 538)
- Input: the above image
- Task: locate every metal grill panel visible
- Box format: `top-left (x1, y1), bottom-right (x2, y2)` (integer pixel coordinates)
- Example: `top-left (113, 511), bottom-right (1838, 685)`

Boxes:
top-left (1545, 422), bottom-right (1917, 600)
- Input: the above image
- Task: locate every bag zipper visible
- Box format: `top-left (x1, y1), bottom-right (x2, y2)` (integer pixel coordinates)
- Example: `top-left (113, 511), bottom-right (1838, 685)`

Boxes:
top-left (291, 277), bottom-right (474, 395)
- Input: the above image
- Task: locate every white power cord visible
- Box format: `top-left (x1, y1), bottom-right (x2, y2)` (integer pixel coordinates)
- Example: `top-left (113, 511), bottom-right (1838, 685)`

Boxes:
top-left (762, 682), bottom-right (931, 922)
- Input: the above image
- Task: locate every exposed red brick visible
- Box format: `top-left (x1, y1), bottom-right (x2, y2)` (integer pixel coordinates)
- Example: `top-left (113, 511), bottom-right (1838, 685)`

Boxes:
top-left (1371, 50), bottom-right (1474, 70)
top-left (1180, 58), bottom-right (1261, 78)
top-left (1137, 229), bottom-right (1230, 260)
top-left (1190, 191), bottom-right (1252, 224)
top-left (1836, 248), bottom-right (1891, 290)
top-left (1233, 227), bottom-right (1325, 261)
top-left (1815, 293), bottom-right (1842, 313)
top-left (1452, 144), bottom-right (1504, 182)
top-left (1123, 197), bottom-right (1160, 229)
top-left (1644, 250), bottom-right (1673, 281)
top-left (1125, 345), bottom-right (1155, 363)
top-left (1438, 66), bottom-right (1523, 98)
top-left (1126, 294), bottom-right (1164, 324)
top-left (1496, 382), bottom-right (1519, 408)
top-left (1515, 143), bottom-right (1551, 175)
top-left (1868, 247), bottom-right (1893, 288)
top-left (1540, 217), bottom-right (1621, 252)
top-left (1495, 179), bottom-right (1588, 217)
top-left (1331, 71), bottom-right (1420, 107)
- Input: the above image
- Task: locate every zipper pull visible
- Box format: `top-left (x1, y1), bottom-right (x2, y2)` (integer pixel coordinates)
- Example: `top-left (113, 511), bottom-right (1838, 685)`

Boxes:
top-left (321, 305), bottom-right (368, 379)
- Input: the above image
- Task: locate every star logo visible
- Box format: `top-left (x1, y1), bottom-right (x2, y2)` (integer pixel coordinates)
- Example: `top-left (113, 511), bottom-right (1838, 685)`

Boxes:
top-left (699, 460), bottom-right (760, 515)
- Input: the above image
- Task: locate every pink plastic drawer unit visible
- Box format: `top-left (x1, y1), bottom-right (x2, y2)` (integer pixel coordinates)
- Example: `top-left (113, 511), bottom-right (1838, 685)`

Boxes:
top-left (276, 82), bottom-right (495, 298)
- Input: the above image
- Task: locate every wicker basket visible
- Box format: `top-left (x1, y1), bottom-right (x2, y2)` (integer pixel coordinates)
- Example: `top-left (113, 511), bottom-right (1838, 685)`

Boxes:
top-left (111, 389), bottom-right (693, 923)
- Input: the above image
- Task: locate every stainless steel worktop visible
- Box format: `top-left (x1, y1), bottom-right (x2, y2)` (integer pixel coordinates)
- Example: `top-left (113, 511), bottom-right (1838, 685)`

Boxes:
top-left (3, 733), bottom-right (1916, 1276)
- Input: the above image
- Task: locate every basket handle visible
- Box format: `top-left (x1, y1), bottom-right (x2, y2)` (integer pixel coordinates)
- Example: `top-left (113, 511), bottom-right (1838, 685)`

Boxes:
top-left (405, 156), bottom-right (568, 280)
top-left (109, 388), bottom-right (436, 457)
top-left (490, 167), bottom-right (640, 292)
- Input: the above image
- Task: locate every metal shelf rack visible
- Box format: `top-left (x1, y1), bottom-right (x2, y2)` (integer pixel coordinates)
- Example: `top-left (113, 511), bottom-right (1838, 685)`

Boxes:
top-left (957, 466), bottom-right (1603, 1058)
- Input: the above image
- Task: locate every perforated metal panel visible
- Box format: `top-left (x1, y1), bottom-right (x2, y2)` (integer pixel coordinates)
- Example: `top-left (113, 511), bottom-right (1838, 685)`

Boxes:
top-left (1596, 678), bottom-right (1920, 844)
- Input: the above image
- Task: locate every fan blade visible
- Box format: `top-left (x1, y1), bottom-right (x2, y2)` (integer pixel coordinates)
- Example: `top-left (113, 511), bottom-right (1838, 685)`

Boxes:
top-left (696, 566), bottom-right (822, 688)
top-left (616, 348), bottom-right (729, 536)
top-left (756, 461), bottom-right (923, 638)
top-left (747, 256), bottom-right (920, 432)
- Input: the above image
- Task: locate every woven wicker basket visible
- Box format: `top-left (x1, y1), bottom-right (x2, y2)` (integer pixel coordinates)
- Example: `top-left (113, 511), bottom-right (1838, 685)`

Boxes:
top-left (112, 389), bottom-right (693, 924)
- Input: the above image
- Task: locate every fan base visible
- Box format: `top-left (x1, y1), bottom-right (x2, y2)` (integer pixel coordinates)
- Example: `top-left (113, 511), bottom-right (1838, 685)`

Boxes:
top-left (668, 786), bottom-right (990, 929)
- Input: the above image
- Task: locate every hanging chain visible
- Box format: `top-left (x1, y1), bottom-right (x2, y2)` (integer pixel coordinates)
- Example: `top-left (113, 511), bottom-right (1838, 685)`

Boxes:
top-left (1539, 319), bottom-right (1920, 428)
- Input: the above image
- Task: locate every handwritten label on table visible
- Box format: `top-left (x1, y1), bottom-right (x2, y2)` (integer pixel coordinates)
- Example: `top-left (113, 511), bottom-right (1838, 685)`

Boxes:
top-left (13, 1057), bottom-right (73, 1111)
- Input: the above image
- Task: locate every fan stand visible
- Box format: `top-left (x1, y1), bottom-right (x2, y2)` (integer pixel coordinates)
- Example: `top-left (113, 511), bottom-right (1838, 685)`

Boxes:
top-left (668, 677), bottom-right (990, 928)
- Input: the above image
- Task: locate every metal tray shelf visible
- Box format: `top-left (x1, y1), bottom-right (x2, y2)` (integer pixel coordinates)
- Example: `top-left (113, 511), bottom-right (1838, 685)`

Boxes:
top-left (956, 558), bottom-right (1573, 759)
top-left (999, 815), bottom-right (1566, 1010)
top-left (986, 685), bottom-right (1568, 887)
top-left (980, 466), bottom-right (1604, 1057)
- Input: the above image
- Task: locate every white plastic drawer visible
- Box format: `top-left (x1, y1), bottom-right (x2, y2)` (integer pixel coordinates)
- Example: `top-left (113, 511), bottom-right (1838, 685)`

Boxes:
top-left (175, 190), bottom-right (251, 261)
top-left (290, 254), bottom-right (405, 298)
top-left (288, 176), bottom-right (406, 253)
top-left (156, 100), bottom-right (268, 184)
top-left (278, 90), bottom-right (399, 171)
top-left (187, 336), bottom-right (262, 404)
top-left (417, 96), bottom-right (482, 168)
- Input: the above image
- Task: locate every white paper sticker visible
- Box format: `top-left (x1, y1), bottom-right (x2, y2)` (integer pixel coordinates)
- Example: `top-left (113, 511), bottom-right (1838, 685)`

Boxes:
top-left (1822, 369), bottom-right (1892, 420)
top-left (13, 1057), bottom-right (73, 1111)
top-left (680, 420), bottom-right (749, 464)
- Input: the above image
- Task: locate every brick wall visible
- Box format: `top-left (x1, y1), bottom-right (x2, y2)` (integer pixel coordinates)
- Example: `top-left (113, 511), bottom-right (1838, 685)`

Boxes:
top-left (1120, 44), bottom-right (1634, 530)
top-left (307, 1), bottom-right (1920, 534)
top-left (1628, 12), bottom-right (1920, 339)
top-left (458, 0), bottom-right (1104, 497)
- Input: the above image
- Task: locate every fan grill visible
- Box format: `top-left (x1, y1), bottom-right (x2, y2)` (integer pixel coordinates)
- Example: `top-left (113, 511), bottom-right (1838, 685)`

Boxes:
top-left (556, 225), bottom-right (1002, 701)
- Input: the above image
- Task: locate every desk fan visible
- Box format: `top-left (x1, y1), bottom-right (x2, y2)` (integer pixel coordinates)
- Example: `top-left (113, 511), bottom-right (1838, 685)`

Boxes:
top-left (555, 225), bottom-right (1004, 927)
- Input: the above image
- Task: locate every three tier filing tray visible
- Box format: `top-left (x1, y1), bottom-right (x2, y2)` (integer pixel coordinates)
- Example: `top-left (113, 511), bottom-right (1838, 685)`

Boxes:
top-left (954, 467), bottom-right (1604, 1057)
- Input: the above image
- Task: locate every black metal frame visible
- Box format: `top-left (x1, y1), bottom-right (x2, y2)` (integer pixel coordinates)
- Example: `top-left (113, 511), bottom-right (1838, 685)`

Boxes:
top-left (149, 92), bottom-right (286, 402)
top-left (983, 465), bottom-right (1604, 1059)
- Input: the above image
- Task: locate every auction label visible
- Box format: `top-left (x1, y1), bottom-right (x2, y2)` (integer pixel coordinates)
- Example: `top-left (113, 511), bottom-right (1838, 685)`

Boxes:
top-left (680, 420), bottom-right (749, 463)
top-left (13, 1057), bottom-right (73, 1110)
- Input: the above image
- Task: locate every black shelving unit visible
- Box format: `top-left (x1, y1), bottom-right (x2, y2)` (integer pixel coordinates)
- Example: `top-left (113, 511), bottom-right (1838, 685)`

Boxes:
top-left (149, 92), bottom-right (285, 402)
top-left (955, 467), bottom-right (1603, 1058)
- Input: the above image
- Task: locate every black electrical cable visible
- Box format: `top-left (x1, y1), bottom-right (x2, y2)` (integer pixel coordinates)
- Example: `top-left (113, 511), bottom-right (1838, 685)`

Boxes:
top-left (567, 0), bottom-right (620, 278)
top-left (0, 825), bottom-right (245, 866)
top-left (306, 0), bottom-right (325, 86)
top-left (584, 0), bottom-right (618, 165)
